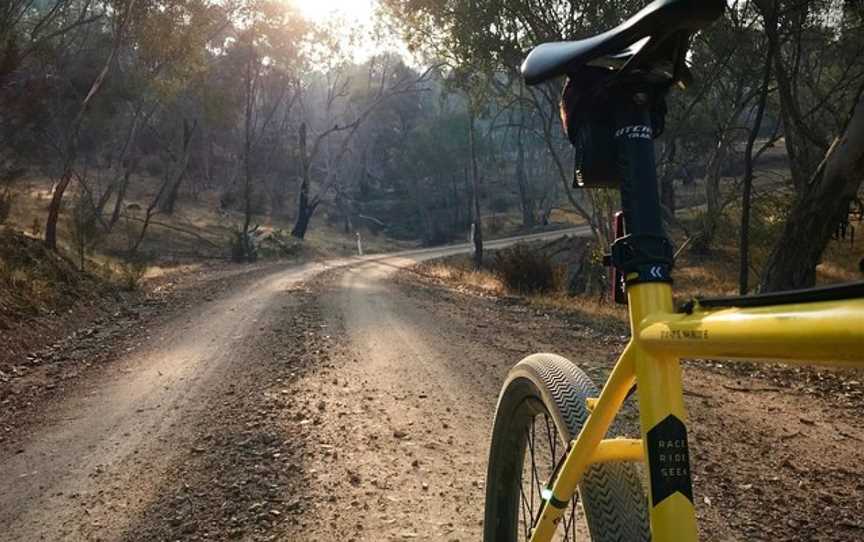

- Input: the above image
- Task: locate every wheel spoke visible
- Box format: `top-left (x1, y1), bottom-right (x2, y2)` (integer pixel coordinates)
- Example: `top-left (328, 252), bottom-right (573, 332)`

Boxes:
top-left (518, 408), bottom-right (590, 542)
top-left (519, 482), bottom-right (532, 540)
top-left (529, 421), bottom-right (544, 512)
top-left (520, 468), bottom-right (534, 533)
top-left (544, 413), bottom-right (557, 461)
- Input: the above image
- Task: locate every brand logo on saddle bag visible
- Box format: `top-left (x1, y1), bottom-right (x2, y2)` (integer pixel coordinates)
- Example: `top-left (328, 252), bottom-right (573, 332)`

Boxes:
top-left (615, 125), bottom-right (653, 140)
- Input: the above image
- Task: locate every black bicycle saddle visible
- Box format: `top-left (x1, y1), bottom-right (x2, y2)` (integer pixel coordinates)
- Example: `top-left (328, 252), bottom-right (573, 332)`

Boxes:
top-left (522, 0), bottom-right (725, 86)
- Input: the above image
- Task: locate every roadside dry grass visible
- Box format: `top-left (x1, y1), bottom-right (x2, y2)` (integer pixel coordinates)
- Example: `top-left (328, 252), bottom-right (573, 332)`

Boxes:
top-left (5, 174), bottom-right (414, 267)
top-left (410, 250), bottom-right (630, 335)
top-left (1, 173), bottom-right (417, 396)
top-left (0, 228), bottom-right (100, 321)
top-left (411, 223), bottom-right (864, 332)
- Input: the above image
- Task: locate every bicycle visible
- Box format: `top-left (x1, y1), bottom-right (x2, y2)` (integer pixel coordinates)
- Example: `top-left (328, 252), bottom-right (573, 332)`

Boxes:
top-left (482, 0), bottom-right (864, 540)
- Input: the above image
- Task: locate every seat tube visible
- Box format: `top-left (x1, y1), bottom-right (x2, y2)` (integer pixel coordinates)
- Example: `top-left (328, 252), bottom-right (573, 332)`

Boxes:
top-left (613, 91), bottom-right (665, 241)
top-left (629, 287), bottom-right (698, 542)
top-left (613, 89), bottom-right (698, 541)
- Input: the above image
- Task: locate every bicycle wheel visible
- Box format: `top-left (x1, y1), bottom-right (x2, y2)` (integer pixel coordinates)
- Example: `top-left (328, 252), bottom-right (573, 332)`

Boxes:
top-left (484, 354), bottom-right (650, 542)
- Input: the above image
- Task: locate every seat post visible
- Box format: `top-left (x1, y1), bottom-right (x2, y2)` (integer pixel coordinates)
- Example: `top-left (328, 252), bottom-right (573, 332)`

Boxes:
top-left (610, 88), bottom-right (675, 286)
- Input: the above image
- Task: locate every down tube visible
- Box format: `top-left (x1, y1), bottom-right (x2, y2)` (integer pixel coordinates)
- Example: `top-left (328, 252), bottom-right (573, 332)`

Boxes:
top-left (634, 344), bottom-right (698, 541)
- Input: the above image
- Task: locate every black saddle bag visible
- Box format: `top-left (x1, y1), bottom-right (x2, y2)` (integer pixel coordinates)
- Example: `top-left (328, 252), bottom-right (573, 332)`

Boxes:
top-left (560, 68), bottom-right (666, 188)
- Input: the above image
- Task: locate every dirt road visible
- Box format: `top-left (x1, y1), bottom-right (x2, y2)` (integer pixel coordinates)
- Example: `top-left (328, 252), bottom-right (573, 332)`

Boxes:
top-left (2, 224), bottom-right (863, 541)
top-left (0, 260), bottom-right (339, 540)
top-left (286, 254), bottom-right (864, 542)
top-left (0, 228), bottom-right (584, 541)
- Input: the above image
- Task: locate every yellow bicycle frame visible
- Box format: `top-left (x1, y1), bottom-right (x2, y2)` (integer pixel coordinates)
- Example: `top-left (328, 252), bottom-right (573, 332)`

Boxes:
top-left (528, 281), bottom-right (864, 542)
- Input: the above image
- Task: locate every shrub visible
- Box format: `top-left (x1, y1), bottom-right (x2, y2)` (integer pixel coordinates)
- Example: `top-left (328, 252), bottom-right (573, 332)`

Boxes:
top-left (117, 252), bottom-right (150, 291)
top-left (70, 191), bottom-right (104, 271)
top-left (493, 244), bottom-right (562, 294)
top-left (229, 228), bottom-right (258, 263)
top-left (258, 229), bottom-right (303, 259)
top-left (566, 243), bottom-right (608, 298)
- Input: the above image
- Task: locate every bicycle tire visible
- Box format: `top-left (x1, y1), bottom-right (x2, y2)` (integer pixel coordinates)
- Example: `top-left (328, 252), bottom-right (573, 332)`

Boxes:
top-left (483, 353), bottom-right (650, 541)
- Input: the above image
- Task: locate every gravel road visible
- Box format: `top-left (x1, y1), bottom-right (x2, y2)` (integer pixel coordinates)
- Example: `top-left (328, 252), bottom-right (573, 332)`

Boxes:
top-left (0, 228), bottom-right (585, 541)
top-left (3, 223), bottom-right (862, 542)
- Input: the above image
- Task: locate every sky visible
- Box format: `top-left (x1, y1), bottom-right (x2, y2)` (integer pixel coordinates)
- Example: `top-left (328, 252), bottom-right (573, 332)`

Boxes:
top-left (292, 0), bottom-right (377, 25)
top-left (289, 0), bottom-right (410, 62)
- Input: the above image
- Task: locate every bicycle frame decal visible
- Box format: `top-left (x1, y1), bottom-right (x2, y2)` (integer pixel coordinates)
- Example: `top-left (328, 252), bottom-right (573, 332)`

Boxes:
top-left (646, 415), bottom-right (693, 506)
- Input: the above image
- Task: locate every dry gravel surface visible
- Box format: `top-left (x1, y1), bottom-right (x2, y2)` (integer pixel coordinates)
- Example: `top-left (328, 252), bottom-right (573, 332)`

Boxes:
top-left (2, 230), bottom-right (863, 541)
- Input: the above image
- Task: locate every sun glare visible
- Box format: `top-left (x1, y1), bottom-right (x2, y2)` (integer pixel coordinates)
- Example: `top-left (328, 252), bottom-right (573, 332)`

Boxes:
top-left (289, 0), bottom-right (410, 63)
top-left (291, 0), bottom-right (376, 25)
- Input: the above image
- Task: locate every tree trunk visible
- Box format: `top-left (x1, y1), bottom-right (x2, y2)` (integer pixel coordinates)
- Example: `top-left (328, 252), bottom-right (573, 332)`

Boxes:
top-left (515, 110), bottom-right (535, 228)
top-left (103, 105), bottom-right (153, 229)
top-left (659, 140), bottom-right (677, 214)
top-left (692, 134), bottom-right (729, 254)
top-left (95, 182), bottom-right (116, 221)
top-left (133, 175), bottom-right (173, 253)
top-left (410, 177), bottom-right (433, 245)
top-left (100, 105), bottom-right (145, 223)
top-left (292, 122), bottom-right (315, 239)
top-left (201, 118), bottom-right (213, 188)
top-left (159, 119), bottom-right (196, 215)
top-left (45, 167), bottom-right (73, 250)
top-left (469, 108), bottom-right (483, 269)
top-left (450, 173), bottom-right (462, 231)
top-left (292, 199), bottom-right (317, 240)
top-left (242, 55), bottom-right (254, 248)
top-left (739, 31), bottom-right (775, 294)
top-left (759, 89), bottom-right (864, 292)
top-left (109, 167), bottom-right (133, 227)
top-left (528, 86), bottom-right (601, 244)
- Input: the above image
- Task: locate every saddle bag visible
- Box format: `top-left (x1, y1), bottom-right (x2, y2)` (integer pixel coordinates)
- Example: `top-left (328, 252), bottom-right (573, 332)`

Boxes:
top-left (560, 68), bottom-right (667, 188)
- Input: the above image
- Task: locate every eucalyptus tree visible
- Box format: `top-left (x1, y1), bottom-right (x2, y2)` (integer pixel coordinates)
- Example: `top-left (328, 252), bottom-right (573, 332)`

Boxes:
top-left (757, 0), bottom-right (864, 291)
top-left (210, 0), bottom-right (308, 258)
top-left (43, 0), bottom-right (141, 250)
top-left (21, 0), bottom-right (231, 249)
top-left (382, 0), bottom-right (651, 249)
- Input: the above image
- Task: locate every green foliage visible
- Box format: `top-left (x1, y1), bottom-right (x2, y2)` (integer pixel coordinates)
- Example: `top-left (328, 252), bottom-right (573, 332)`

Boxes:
top-left (116, 251), bottom-right (151, 291)
top-left (258, 229), bottom-right (304, 259)
top-left (571, 242), bottom-right (610, 298)
top-left (70, 190), bottom-right (104, 271)
top-left (0, 227), bottom-right (87, 318)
